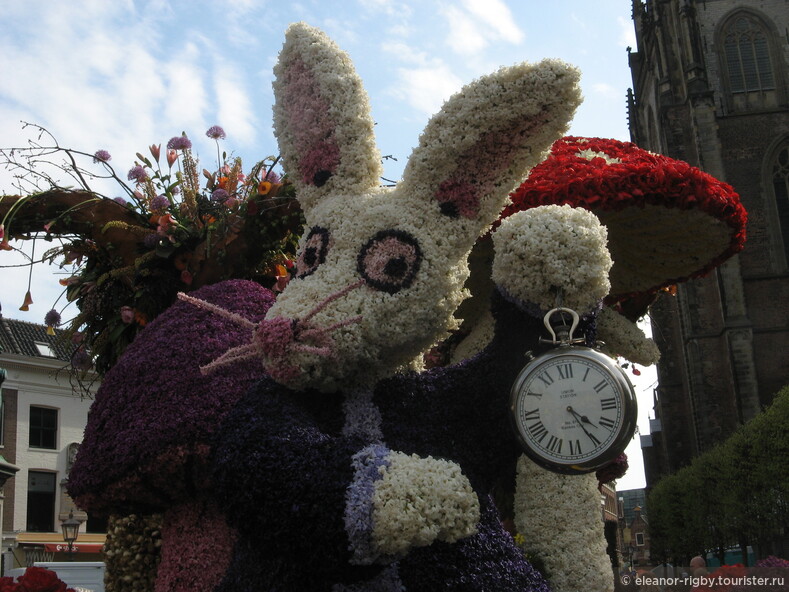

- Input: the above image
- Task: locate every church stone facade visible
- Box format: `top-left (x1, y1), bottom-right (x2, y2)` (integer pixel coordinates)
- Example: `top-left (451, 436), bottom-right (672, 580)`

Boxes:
top-left (626, 0), bottom-right (789, 484)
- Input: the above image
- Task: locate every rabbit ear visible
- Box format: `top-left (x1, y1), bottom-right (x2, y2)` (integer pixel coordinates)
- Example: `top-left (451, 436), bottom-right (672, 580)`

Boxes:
top-left (400, 59), bottom-right (582, 238)
top-left (272, 23), bottom-right (382, 214)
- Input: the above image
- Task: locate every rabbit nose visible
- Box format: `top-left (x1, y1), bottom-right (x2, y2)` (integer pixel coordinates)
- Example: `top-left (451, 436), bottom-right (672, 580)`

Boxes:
top-left (254, 316), bottom-right (334, 360)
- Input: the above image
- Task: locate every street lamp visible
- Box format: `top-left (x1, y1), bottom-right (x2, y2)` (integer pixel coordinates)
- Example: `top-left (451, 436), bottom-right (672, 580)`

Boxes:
top-left (61, 510), bottom-right (80, 561)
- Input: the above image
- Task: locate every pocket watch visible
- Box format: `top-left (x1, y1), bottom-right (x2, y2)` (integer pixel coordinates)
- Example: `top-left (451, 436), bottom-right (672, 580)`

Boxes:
top-left (510, 307), bottom-right (637, 474)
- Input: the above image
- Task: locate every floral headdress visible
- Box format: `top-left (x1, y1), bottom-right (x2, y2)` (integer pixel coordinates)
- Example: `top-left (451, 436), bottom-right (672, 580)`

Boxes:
top-left (0, 124), bottom-right (303, 375)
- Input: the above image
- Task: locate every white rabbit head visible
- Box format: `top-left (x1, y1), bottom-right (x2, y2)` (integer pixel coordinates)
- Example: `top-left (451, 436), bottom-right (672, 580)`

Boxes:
top-left (255, 23), bottom-right (582, 392)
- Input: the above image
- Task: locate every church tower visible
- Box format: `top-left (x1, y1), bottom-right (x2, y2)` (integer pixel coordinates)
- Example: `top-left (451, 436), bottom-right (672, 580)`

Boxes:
top-left (627, 0), bottom-right (789, 485)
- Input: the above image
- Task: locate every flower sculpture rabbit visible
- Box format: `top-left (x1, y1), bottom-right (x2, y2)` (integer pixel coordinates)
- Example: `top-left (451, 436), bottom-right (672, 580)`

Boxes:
top-left (201, 22), bottom-right (584, 592)
top-left (70, 21), bottom-right (592, 592)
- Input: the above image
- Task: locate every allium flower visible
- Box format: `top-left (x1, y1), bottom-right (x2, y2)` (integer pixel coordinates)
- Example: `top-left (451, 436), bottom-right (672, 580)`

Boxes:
top-left (127, 165), bottom-right (148, 183)
top-left (206, 125), bottom-right (226, 140)
top-left (71, 348), bottom-right (92, 371)
top-left (93, 149), bottom-right (112, 163)
top-left (150, 194), bottom-right (170, 212)
top-left (44, 308), bottom-right (61, 328)
top-left (113, 197), bottom-right (128, 206)
top-left (167, 135), bottom-right (192, 150)
top-left (211, 189), bottom-right (229, 203)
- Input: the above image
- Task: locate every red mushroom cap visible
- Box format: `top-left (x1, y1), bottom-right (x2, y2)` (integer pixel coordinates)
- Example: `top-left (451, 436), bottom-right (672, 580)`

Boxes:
top-left (502, 136), bottom-right (747, 305)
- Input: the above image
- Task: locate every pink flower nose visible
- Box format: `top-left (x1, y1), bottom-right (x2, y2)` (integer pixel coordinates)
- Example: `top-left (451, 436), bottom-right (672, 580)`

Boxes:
top-left (254, 317), bottom-right (296, 358)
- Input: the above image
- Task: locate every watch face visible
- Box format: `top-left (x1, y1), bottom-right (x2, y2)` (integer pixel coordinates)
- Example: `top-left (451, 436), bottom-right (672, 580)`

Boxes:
top-left (510, 347), bottom-right (637, 474)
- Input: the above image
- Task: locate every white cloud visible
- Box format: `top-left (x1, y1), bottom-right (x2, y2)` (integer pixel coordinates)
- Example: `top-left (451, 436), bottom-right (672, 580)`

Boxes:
top-left (442, 5), bottom-right (489, 55)
top-left (440, 0), bottom-right (524, 56)
top-left (213, 62), bottom-right (257, 147)
top-left (392, 64), bottom-right (463, 115)
top-left (461, 0), bottom-right (523, 44)
top-left (381, 41), bottom-right (430, 66)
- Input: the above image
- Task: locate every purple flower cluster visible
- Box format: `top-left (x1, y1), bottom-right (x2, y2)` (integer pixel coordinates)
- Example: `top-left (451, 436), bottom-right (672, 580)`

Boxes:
top-left (44, 308), bottom-right (61, 327)
top-left (345, 444), bottom-right (392, 565)
top-left (211, 188), bottom-right (229, 203)
top-left (93, 149), bottom-right (111, 163)
top-left (67, 280), bottom-right (275, 514)
top-left (127, 165), bottom-right (148, 183)
top-left (150, 194), bottom-right (170, 212)
top-left (167, 135), bottom-right (192, 150)
top-left (206, 125), bottom-right (226, 140)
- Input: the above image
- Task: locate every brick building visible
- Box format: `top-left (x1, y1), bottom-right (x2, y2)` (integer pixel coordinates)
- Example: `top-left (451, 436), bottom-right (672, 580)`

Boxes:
top-left (626, 0), bottom-right (789, 482)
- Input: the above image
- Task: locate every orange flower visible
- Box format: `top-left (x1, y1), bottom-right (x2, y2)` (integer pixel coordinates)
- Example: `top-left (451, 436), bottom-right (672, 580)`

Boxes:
top-left (19, 291), bottom-right (33, 311)
top-left (258, 181), bottom-right (272, 196)
top-left (134, 310), bottom-right (148, 326)
top-left (218, 176), bottom-right (229, 190)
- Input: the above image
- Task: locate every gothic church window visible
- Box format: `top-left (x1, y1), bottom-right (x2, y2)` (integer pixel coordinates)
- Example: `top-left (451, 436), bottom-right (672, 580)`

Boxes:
top-left (724, 15), bottom-right (774, 92)
top-left (718, 11), bottom-right (782, 112)
top-left (772, 141), bottom-right (789, 266)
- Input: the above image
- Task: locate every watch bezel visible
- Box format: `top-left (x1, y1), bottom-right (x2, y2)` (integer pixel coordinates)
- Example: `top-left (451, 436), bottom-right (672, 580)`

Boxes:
top-left (510, 345), bottom-right (638, 475)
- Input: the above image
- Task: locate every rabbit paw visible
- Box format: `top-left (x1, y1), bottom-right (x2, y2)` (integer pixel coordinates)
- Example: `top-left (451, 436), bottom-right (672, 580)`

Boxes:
top-left (345, 445), bottom-right (479, 564)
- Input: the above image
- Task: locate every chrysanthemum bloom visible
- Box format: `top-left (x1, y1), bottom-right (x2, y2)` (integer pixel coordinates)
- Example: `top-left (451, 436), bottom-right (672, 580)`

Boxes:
top-left (206, 125), bottom-right (226, 140)
top-left (167, 135), bottom-right (192, 150)
top-left (93, 149), bottom-right (112, 163)
top-left (127, 165), bottom-right (148, 183)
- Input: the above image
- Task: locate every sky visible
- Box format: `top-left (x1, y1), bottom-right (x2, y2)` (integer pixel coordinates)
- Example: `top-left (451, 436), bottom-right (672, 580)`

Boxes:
top-left (0, 0), bottom-right (656, 489)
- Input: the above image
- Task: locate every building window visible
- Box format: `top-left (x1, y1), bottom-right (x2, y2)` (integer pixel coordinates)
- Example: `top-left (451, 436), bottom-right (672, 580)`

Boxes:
top-left (26, 471), bottom-right (56, 532)
top-left (29, 406), bottom-right (57, 450)
top-left (33, 342), bottom-right (55, 358)
top-left (724, 15), bottom-right (774, 93)
top-left (636, 532), bottom-right (645, 546)
top-left (773, 143), bottom-right (789, 265)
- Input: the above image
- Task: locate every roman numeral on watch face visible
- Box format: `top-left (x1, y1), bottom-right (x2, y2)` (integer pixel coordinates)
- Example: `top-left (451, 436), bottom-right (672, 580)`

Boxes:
top-left (600, 397), bottom-right (617, 410)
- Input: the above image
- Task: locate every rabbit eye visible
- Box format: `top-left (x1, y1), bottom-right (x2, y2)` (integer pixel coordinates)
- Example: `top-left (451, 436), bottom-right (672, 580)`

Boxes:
top-left (296, 226), bottom-right (331, 278)
top-left (357, 230), bottom-right (422, 294)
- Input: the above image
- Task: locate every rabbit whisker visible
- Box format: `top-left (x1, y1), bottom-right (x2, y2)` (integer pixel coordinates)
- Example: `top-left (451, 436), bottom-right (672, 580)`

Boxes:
top-left (178, 292), bottom-right (257, 330)
top-left (301, 279), bottom-right (365, 323)
top-left (198, 342), bottom-right (261, 375)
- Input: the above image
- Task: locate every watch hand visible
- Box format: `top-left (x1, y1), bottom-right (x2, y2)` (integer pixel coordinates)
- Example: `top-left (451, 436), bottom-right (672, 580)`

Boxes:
top-left (566, 406), bottom-right (601, 444)
top-left (566, 405), bottom-right (598, 428)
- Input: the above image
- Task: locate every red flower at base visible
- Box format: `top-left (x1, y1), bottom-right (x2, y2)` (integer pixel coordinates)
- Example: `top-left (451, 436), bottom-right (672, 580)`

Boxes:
top-left (6, 566), bottom-right (76, 592)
